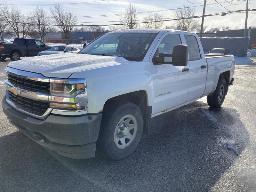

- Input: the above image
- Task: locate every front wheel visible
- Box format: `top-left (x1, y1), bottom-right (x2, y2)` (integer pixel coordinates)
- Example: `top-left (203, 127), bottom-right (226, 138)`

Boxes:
top-left (207, 76), bottom-right (228, 108)
top-left (99, 102), bottom-right (144, 160)
top-left (10, 51), bottom-right (21, 61)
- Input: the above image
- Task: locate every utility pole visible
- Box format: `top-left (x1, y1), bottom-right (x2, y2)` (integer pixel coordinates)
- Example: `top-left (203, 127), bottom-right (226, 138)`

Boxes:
top-left (244, 0), bottom-right (249, 38)
top-left (200, 0), bottom-right (207, 38)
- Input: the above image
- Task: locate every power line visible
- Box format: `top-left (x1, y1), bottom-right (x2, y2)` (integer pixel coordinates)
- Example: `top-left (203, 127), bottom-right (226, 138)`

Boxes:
top-left (66, 8), bottom-right (256, 27)
top-left (213, 0), bottom-right (230, 11)
top-left (3, 8), bottom-right (256, 28)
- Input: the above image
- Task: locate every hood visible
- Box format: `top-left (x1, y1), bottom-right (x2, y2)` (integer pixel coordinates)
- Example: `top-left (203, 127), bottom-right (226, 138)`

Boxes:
top-left (8, 53), bottom-right (124, 78)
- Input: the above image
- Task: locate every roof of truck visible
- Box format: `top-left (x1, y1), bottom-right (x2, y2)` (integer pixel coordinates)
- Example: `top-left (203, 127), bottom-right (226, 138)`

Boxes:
top-left (110, 29), bottom-right (183, 33)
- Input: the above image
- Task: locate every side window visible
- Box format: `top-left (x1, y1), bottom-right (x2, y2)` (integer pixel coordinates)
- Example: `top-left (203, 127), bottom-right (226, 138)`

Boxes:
top-left (154, 34), bottom-right (181, 64)
top-left (185, 35), bottom-right (201, 61)
top-left (35, 40), bottom-right (45, 47)
top-left (28, 39), bottom-right (36, 46)
top-left (14, 39), bottom-right (25, 46)
top-left (58, 46), bottom-right (66, 51)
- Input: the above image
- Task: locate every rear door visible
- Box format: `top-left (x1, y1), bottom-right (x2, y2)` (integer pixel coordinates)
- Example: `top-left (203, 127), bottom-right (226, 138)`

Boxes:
top-left (183, 34), bottom-right (207, 101)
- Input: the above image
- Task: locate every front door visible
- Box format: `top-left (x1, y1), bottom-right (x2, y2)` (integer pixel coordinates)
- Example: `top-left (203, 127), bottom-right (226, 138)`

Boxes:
top-left (151, 33), bottom-right (193, 116)
top-left (26, 39), bottom-right (38, 56)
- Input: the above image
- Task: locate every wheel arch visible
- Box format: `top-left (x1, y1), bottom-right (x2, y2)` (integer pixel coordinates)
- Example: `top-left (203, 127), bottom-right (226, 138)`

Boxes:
top-left (220, 70), bottom-right (230, 84)
top-left (102, 90), bottom-right (152, 134)
top-left (10, 49), bottom-right (22, 59)
top-left (11, 49), bottom-right (21, 55)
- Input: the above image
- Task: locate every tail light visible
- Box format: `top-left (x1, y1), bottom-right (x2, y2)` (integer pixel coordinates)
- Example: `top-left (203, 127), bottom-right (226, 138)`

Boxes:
top-left (0, 44), bottom-right (4, 51)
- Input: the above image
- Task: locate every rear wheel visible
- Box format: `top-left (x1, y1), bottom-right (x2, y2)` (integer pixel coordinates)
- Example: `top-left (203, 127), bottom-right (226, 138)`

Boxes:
top-left (10, 51), bottom-right (20, 61)
top-left (99, 102), bottom-right (144, 160)
top-left (207, 76), bottom-right (228, 108)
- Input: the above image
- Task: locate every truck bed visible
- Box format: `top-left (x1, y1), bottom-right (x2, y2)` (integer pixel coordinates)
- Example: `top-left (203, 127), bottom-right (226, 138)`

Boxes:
top-left (206, 54), bottom-right (234, 66)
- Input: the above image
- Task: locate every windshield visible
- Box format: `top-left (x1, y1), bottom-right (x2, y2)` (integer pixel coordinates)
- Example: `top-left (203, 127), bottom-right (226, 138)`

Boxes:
top-left (80, 32), bottom-right (157, 61)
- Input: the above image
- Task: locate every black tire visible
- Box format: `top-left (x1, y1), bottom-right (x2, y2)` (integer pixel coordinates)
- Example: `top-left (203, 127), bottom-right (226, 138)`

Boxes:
top-left (99, 102), bottom-right (144, 160)
top-left (207, 76), bottom-right (228, 108)
top-left (0, 56), bottom-right (6, 62)
top-left (10, 51), bottom-right (21, 61)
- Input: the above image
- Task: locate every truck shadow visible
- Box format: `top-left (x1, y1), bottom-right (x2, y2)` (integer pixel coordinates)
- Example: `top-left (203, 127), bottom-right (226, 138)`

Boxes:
top-left (0, 101), bottom-right (249, 192)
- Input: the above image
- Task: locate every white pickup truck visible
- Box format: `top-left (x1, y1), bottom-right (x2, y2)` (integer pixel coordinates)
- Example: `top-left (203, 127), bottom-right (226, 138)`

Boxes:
top-left (3, 30), bottom-right (235, 160)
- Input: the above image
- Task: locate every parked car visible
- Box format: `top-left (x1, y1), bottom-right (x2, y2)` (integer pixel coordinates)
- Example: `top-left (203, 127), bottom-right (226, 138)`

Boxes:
top-left (207, 48), bottom-right (229, 56)
top-left (38, 44), bottom-right (66, 56)
top-left (248, 49), bottom-right (256, 57)
top-left (3, 30), bottom-right (235, 160)
top-left (64, 44), bottom-right (83, 53)
top-left (0, 38), bottom-right (48, 61)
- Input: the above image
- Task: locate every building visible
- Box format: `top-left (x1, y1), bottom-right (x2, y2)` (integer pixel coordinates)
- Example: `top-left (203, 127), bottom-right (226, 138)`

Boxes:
top-left (201, 28), bottom-right (255, 56)
top-left (45, 31), bottom-right (107, 44)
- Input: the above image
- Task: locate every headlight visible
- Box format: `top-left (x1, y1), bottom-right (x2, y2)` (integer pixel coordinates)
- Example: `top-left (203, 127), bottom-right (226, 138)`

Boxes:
top-left (50, 79), bottom-right (86, 96)
top-left (49, 79), bottom-right (88, 111)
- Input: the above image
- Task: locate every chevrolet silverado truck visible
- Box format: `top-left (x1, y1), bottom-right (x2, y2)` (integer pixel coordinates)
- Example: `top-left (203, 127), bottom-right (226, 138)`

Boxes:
top-left (2, 30), bottom-right (235, 160)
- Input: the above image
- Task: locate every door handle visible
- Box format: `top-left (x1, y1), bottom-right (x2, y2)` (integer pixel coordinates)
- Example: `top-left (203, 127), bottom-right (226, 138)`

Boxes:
top-left (201, 65), bottom-right (207, 69)
top-left (182, 67), bottom-right (189, 72)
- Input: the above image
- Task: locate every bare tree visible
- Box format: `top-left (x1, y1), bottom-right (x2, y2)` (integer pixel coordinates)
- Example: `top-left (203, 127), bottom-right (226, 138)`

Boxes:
top-left (122, 3), bottom-right (137, 29)
top-left (21, 16), bottom-right (37, 38)
top-left (32, 7), bottom-right (49, 41)
top-left (1, 6), bottom-right (34, 38)
top-left (51, 4), bottom-right (77, 42)
top-left (2, 8), bottom-right (22, 38)
top-left (143, 13), bottom-right (163, 29)
top-left (0, 7), bottom-right (8, 40)
top-left (74, 25), bottom-right (107, 41)
top-left (176, 6), bottom-right (200, 32)
top-left (108, 25), bottom-right (122, 31)
top-left (86, 26), bottom-right (106, 32)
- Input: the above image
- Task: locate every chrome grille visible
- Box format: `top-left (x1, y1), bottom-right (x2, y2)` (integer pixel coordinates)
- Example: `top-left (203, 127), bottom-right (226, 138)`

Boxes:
top-left (5, 68), bottom-right (51, 118)
top-left (8, 73), bottom-right (50, 94)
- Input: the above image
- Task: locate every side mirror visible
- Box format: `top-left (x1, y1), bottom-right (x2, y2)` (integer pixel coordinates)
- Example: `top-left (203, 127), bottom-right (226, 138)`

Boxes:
top-left (172, 45), bottom-right (188, 66)
top-left (83, 43), bottom-right (87, 49)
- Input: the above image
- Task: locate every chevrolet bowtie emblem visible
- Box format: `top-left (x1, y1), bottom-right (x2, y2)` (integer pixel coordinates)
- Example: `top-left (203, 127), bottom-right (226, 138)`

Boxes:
top-left (10, 87), bottom-right (21, 96)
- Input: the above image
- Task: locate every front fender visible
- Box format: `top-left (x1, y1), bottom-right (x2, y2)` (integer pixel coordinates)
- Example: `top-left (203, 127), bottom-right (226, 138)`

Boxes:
top-left (71, 61), bottom-right (154, 114)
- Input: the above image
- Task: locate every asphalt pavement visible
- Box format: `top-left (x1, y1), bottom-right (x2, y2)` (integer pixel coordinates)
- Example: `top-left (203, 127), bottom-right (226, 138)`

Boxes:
top-left (0, 60), bottom-right (256, 192)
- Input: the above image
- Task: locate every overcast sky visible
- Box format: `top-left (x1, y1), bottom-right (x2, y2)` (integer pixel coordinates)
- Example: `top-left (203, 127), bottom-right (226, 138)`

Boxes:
top-left (1, 0), bottom-right (256, 31)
